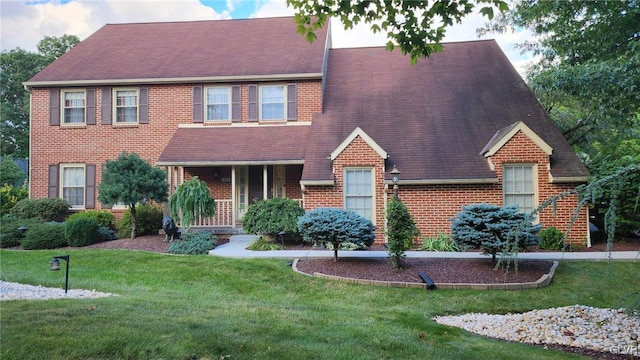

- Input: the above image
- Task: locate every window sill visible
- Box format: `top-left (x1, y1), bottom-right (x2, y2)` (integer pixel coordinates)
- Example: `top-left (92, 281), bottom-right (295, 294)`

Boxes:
top-left (204, 121), bottom-right (232, 126)
top-left (60, 124), bottom-right (87, 129)
top-left (259, 120), bottom-right (288, 125)
top-left (112, 122), bottom-right (139, 128)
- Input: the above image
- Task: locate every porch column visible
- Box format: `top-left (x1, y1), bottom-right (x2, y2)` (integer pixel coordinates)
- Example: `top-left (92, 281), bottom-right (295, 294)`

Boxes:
top-left (231, 166), bottom-right (236, 228)
top-left (263, 165), bottom-right (268, 200)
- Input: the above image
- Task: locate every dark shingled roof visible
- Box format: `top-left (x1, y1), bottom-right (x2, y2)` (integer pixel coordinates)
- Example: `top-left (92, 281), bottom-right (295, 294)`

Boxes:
top-left (27, 17), bottom-right (327, 84)
top-left (157, 125), bottom-right (310, 165)
top-left (301, 40), bottom-right (589, 183)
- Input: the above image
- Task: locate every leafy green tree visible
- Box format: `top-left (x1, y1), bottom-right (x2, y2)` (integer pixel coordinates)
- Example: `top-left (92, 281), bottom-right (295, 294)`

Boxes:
top-left (0, 157), bottom-right (25, 186)
top-left (287, 0), bottom-right (508, 62)
top-left (169, 176), bottom-right (216, 233)
top-left (98, 152), bottom-right (168, 238)
top-left (1, 35), bottom-right (79, 158)
top-left (386, 195), bottom-right (419, 269)
top-left (298, 208), bottom-right (375, 262)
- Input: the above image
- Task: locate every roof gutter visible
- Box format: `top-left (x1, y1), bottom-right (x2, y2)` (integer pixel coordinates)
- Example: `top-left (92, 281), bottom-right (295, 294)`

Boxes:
top-left (385, 178), bottom-right (499, 185)
top-left (23, 72), bottom-right (323, 91)
top-left (155, 160), bottom-right (305, 167)
top-left (550, 176), bottom-right (589, 184)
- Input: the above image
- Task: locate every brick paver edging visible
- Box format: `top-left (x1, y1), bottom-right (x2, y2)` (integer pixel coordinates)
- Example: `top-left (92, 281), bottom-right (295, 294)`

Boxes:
top-left (292, 259), bottom-right (559, 290)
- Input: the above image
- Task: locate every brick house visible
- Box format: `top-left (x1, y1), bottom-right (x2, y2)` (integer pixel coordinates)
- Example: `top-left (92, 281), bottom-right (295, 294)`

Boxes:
top-left (25, 17), bottom-right (591, 245)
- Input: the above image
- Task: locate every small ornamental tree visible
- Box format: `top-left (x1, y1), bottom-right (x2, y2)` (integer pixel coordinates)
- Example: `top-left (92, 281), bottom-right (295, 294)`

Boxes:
top-left (386, 195), bottom-right (419, 269)
top-left (242, 197), bottom-right (305, 237)
top-left (169, 176), bottom-right (216, 233)
top-left (297, 208), bottom-right (375, 262)
top-left (450, 203), bottom-right (541, 263)
top-left (98, 152), bottom-right (168, 238)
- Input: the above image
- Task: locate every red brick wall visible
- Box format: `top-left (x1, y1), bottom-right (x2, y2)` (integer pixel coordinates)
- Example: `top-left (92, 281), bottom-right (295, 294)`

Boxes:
top-left (30, 81), bottom-right (322, 208)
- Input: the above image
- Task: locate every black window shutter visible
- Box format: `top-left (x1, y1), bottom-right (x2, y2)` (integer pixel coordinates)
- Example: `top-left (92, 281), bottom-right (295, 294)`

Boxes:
top-left (231, 85), bottom-right (241, 122)
top-left (193, 86), bottom-right (203, 123)
top-left (101, 87), bottom-right (112, 124)
top-left (85, 164), bottom-right (96, 209)
top-left (139, 87), bottom-right (149, 124)
top-left (48, 164), bottom-right (59, 198)
top-left (50, 89), bottom-right (60, 126)
top-left (287, 84), bottom-right (297, 121)
top-left (86, 89), bottom-right (96, 125)
top-left (248, 84), bottom-right (258, 121)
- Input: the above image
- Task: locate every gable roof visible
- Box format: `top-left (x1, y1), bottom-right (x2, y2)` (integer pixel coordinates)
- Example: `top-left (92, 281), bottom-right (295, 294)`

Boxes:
top-left (330, 127), bottom-right (388, 160)
top-left (302, 40), bottom-right (589, 183)
top-left (481, 121), bottom-right (553, 157)
top-left (26, 17), bottom-right (328, 87)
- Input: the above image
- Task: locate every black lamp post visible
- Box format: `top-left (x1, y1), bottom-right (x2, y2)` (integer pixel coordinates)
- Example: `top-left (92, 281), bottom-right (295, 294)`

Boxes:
top-left (50, 255), bottom-right (70, 293)
top-left (390, 164), bottom-right (401, 197)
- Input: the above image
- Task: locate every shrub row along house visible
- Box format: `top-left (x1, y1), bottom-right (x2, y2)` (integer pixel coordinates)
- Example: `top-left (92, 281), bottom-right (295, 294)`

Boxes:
top-left (25, 16), bottom-right (591, 245)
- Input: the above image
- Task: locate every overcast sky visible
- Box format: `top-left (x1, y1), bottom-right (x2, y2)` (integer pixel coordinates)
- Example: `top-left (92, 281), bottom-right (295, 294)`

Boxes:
top-left (0, 0), bottom-right (535, 77)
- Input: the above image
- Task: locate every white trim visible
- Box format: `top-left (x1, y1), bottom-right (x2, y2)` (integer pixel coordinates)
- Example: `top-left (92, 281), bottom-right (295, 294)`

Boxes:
top-left (259, 83), bottom-right (287, 121)
top-left (155, 160), bottom-right (304, 167)
top-left (112, 87), bottom-right (139, 124)
top-left (330, 127), bottom-right (388, 160)
top-left (550, 175), bottom-right (589, 183)
top-left (343, 167), bottom-right (375, 223)
top-left (483, 121), bottom-right (553, 157)
top-left (60, 88), bottom-right (86, 125)
top-left (24, 73), bottom-right (323, 90)
top-left (384, 178), bottom-right (499, 185)
top-left (299, 179), bottom-right (334, 186)
top-left (204, 85), bottom-right (231, 122)
top-left (178, 122), bottom-right (310, 128)
top-left (60, 163), bottom-right (86, 210)
top-left (503, 163), bottom-right (538, 215)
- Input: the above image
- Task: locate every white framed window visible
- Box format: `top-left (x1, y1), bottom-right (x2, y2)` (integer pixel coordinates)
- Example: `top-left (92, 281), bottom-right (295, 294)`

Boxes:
top-left (344, 168), bottom-right (374, 221)
top-left (113, 88), bottom-right (138, 123)
top-left (503, 164), bottom-right (536, 213)
top-left (260, 85), bottom-right (285, 120)
top-left (205, 86), bottom-right (230, 121)
top-left (62, 90), bottom-right (85, 124)
top-left (61, 164), bottom-right (85, 209)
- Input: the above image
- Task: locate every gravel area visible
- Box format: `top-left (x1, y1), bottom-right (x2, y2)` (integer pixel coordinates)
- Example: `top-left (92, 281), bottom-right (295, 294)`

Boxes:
top-left (0, 280), bottom-right (118, 301)
top-left (435, 305), bottom-right (640, 359)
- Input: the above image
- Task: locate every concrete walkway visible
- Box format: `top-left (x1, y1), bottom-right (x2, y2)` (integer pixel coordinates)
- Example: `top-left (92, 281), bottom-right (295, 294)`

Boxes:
top-left (209, 235), bottom-right (640, 261)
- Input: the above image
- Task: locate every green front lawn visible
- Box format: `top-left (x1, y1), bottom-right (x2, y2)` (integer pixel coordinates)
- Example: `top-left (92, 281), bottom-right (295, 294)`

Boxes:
top-left (1, 249), bottom-right (638, 359)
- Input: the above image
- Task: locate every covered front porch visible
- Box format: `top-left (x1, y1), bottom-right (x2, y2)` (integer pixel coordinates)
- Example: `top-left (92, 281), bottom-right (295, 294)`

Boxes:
top-left (165, 164), bottom-right (304, 231)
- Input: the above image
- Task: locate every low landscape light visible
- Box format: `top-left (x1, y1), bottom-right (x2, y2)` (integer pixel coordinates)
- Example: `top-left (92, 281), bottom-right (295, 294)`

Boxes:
top-left (49, 255), bottom-right (70, 293)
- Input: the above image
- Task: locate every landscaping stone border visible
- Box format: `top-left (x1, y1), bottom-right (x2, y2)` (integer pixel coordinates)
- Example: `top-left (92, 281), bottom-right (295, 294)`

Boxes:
top-left (292, 259), bottom-right (559, 290)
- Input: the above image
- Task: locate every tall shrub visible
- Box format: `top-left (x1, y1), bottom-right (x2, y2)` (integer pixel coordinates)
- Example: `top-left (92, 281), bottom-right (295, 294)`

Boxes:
top-left (21, 222), bottom-right (67, 250)
top-left (67, 210), bottom-right (115, 229)
top-left (386, 195), bottom-right (419, 269)
top-left (65, 217), bottom-right (100, 247)
top-left (297, 208), bottom-right (375, 262)
top-left (116, 202), bottom-right (163, 238)
top-left (10, 198), bottom-right (70, 222)
top-left (450, 203), bottom-right (541, 262)
top-left (169, 176), bottom-right (215, 233)
top-left (242, 197), bottom-right (305, 236)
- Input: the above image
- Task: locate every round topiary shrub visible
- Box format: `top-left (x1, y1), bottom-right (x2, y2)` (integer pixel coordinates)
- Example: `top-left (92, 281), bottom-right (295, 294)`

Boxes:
top-left (116, 202), bottom-right (163, 238)
top-left (168, 231), bottom-right (217, 255)
top-left (538, 226), bottom-right (565, 250)
top-left (21, 222), bottom-right (67, 250)
top-left (65, 217), bottom-right (100, 247)
top-left (242, 197), bottom-right (305, 236)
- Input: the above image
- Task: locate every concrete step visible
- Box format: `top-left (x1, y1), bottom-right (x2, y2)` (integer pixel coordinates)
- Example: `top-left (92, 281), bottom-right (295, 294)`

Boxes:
top-left (229, 235), bottom-right (260, 243)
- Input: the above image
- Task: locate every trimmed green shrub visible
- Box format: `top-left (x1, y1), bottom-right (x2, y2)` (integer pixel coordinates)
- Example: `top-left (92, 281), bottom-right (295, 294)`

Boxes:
top-left (247, 236), bottom-right (284, 251)
top-left (67, 210), bottom-right (115, 229)
top-left (451, 203), bottom-right (541, 262)
top-left (10, 198), bottom-right (70, 222)
top-left (168, 231), bottom-right (217, 255)
top-left (116, 203), bottom-right (163, 238)
top-left (242, 197), bottom-right (305, 235)
top-left (298, 208), bottom-right (375, 262)
top-left (65, 217), bottom-right (100, 247)
top-left (0, 216), bottom-right (40, 248)
top-left (386, 195), bottom-right (420, 269)
top-left (21, 222), bottom-right (67, 250)
top-left (98, 226), bottom-right (118, 242)
top-left (538, 226), bottom-right (565, 250)
top-left (420, 233), bottom-right (462, 252)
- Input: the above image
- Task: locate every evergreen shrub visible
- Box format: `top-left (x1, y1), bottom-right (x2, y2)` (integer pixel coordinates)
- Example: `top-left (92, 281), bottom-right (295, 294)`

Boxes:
top-left (21, 222), bottom-right (67, 250)
top-left (0, 216), bottom-right (40, 248)
top-left (10, 198), bottom-right (70, 222)
top-left (67, 210), bottom-right (115, 229)
top-left (538, 226), bottom-right (565, 250)
top-left (168, 231), bottom-right (217, 255)
top-left (116, 203), bottom-right (163, 238)
top-left (242, 197), bottom-right (305, 236)
top-left (65, 217), bottom-right (100, 247)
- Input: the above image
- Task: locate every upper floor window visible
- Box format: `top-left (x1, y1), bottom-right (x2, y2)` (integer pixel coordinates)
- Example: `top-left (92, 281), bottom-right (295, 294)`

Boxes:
top-left (344, 168), bottom-right (374, 221)
top-left (503, 164), bottom-right (535, 213)
top-left (206, 86), bottom-right (230, 121)
top-left (61, 164), bottom-right (85, 209)
top-left (114, 89), bottom-right (138, 123)
top-left (62, 90), bottom-right (85, 124)
top-left (260, 85), bottom-right (286, 120)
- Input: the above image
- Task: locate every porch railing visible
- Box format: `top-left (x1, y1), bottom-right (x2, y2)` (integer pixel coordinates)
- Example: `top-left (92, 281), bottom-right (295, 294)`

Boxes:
top-left (190, 198), bottom-right (304, 228)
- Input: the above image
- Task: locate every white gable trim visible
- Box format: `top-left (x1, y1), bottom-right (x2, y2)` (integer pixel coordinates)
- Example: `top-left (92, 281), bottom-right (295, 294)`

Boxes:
top-left (330, 127), bottom-right (388, 161)
top-left (483, 121), bottom-right (553, 157)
